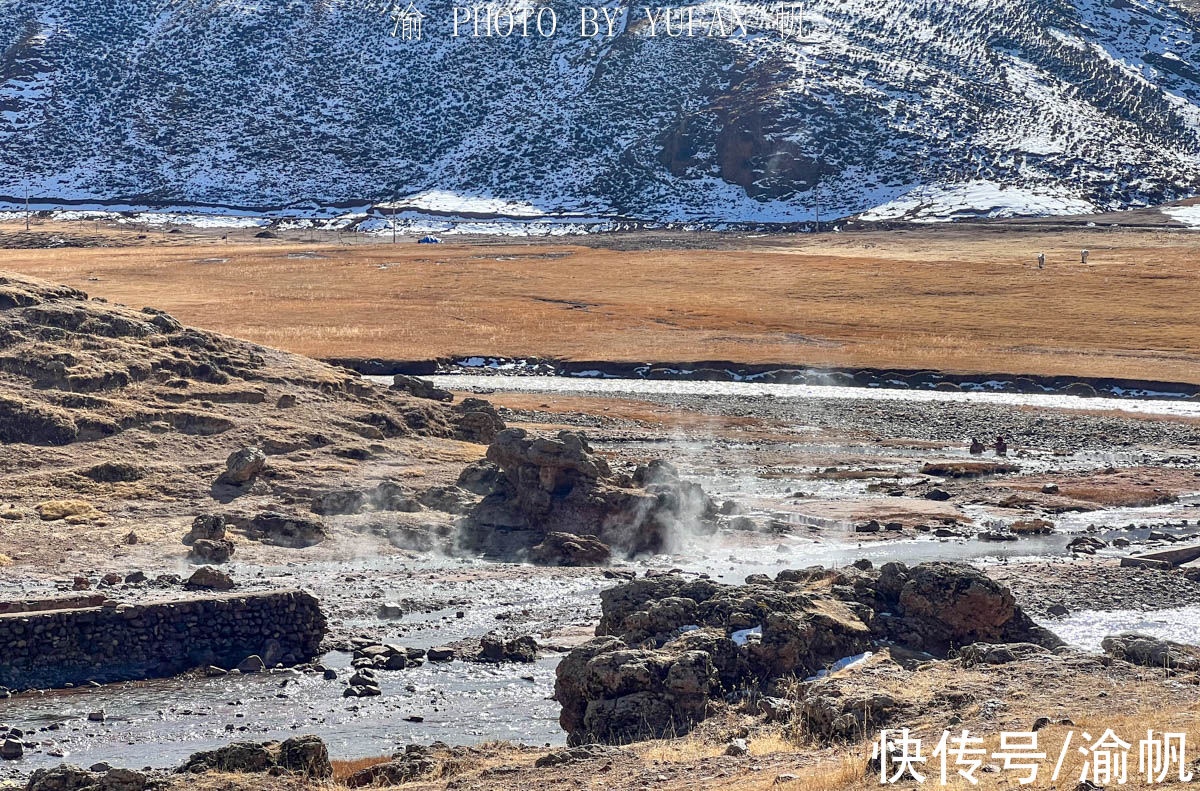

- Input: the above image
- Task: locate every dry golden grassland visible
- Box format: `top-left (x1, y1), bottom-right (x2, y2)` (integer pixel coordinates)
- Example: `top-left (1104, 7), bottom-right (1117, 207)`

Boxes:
top-left (3, 223), bottom-right (1200, 383)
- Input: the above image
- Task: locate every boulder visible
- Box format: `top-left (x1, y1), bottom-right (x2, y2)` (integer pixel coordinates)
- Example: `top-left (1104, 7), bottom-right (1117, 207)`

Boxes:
top-left (176, 736), bottom-right (331, 778)
top-left (450, 398), bottom-right (506, 444)
top-left (343, 684), bottom-right (381, 698)
top-left (417, 486), bottom-right (476, 514)
top-left (98, 768), bottom-right (151, 791)
top-left (456, 460), bottom-right (501, 495)
top-left (26, 766), bottom-right (99, 791)
top-left (724, 739), bottom-right (749, 757)
top-left (377, 602), bottom-right (404, 619)
top-left (801, 682), bottom-right (904, 740)
top-left (217, 446), bottom-right (266, 486)
top-left (530, 532), bottom-right (612, 566)
top-left (1101, 632), bottom-right (1200, 671)
top-left (188, 538), bottom-right (234, 564)
top-left (239, 512), bottom-right (327, 548)
top-left (81, 461), bottom-right (143, 483)
top-left (1, 737), bottom-right (22, 760)
top-left (885, 562), bottom-right (1063, 655)
top-left (311, 489), bottom-right (367, 516)
top-left (479, 632), bottom-right (538, 663)
top-left (182, 514), bottom-right (226, 545)
top-left (178, 742), bottom-right (273, 774)
top-left (345, 746), bottom-right (436, 788)
top-left (554, 638), bottom-right (717, 744)
top-left (391, 374), bottom-right (453, 402)
top-left (236, 655), bottom-right (265, 673)
top-left (26, 766), bottom-right (148, 791)
top-left (277, 735), bottom-right (332, 779)
top-left (1068, 536), bottom-right (1107, 554)
top-left (185, 566), bottom-right (235, 590)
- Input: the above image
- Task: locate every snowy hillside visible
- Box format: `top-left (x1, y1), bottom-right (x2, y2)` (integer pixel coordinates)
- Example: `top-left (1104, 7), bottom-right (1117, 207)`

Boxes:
top-left (3, 0), bottom-right (1200, 225)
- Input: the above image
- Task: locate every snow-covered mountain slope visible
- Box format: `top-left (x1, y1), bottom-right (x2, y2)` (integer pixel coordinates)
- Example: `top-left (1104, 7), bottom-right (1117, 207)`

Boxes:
top-left (3, 0), bottom-right (1200, 224)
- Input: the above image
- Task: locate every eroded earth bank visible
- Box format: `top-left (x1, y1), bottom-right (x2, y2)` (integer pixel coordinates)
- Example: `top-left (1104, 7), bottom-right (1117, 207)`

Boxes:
top-left (2, 271), bottom-right (1200, 791)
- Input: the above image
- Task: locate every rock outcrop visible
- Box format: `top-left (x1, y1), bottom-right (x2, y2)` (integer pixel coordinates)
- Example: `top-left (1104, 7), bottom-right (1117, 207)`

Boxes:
top-left (554, 562), bottom-right (1059, 744)
top-left (530, 532), bottom-right (612, 566)
top-left (462, 429), bottom-right (716, 559)
top-left (25, 765), bottom-right (157, 791)
top-left (177, 735), bottom-right (331, 778)
top-left (0, 271), bottom-right (505, 561)
top-left (230, 512), bottom-right (328, 548)
top-left (188, 538), bottom-right (234, 564)
top-left (478, 631), bottom-right (538, 663)
top-left (1101, 632), bottom-right (1200, 671)
top-left (344, 745), bottom-right (438, 787)
top-left (182, 515), bottom-right (226, 545)
top-left (217, 446), bottom-right (266, 486)
top-left (391, 374), bottom-right (453, 402)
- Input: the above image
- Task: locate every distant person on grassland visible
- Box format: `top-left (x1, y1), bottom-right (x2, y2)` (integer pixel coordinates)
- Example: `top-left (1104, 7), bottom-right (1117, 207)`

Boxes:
top-left (1037, 252), bottom-right (1045, 269)
top-left (969, 437), bottom-right (985, 455)
top-left (1081, 249), bottom-right (1089, 264)
top-left (994, 435), bottom-right (1008, 456)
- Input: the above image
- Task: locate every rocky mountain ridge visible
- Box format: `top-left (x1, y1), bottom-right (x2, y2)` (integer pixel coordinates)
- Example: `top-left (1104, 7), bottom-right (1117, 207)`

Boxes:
top-left (3, 0), bottom-right (1200, 224)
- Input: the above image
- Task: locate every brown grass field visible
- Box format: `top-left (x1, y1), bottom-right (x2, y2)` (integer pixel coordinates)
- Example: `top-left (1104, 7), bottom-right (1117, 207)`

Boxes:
top-left (3, 221), bottom-right (1200, 383)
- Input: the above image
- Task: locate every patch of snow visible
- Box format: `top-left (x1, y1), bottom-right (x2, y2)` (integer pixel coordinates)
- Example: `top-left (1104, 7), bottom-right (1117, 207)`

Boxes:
top-left (806, 651), bottom-right (875, 681)
top-left (861, 181), bottom-right (1096, 222)
top-left (1162, 205), bottom-right (1200, 227)
top-left (731, 626), bottom-right (762, 646)
top-left (1044, 606), bottom-right (1200, 651)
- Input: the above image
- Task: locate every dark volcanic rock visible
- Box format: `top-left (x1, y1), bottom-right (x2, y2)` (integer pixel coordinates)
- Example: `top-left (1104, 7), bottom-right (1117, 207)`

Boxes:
top-left (177, 735), bottom-right (331, 778)
top-left (456, 459), bottom-right (501, 495)
top-left (236, 511), bottom-right (327, 548)
top-left (1101, 632), bottom-right (1200, 671)
top-left (530, 532), bottom-right (612, 566)
top-left (450, 397), bottom-right (506, 444)
top-left (391, 374), bottom-right (453, 402)
top-left (555, 561), bottom-right (1059, 744)
top-left (345, 746), bottom-right (437, 787)
top-left (25, 766), bottom-right (155, 791)
top-left (882, 562), bottom-right (1062, 655)
top-left (185, 566), bottom-right (235, 590)
top-left (478, 631), bottom-right (538, 663)
top-left (182, 514), bottom-right (226, 545)
top-left (188, 538), bottom-right (234, 564)
top-left (217, 446), bottom-right (266, 486)
top-left (462, 428), bottom-right (715, 558)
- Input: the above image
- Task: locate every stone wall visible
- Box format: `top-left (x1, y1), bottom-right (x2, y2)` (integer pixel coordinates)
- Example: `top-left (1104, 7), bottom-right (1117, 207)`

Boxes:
top-left (0, 590), bottom-right (325, 690)
top-left (0, 594), bottom-right (108, 615)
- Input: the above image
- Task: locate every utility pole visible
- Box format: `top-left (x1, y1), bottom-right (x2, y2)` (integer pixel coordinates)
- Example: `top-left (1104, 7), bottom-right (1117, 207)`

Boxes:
top-left (24, 179), bottom-right (30, 231)
top-left (391, 197), bottom-right (397, 243)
